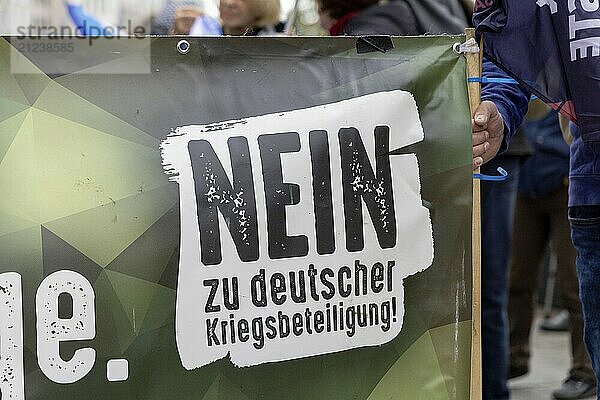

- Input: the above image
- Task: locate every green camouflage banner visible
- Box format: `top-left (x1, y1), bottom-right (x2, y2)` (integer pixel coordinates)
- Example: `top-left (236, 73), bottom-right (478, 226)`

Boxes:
top-left (0, 35), bottom-right (472, 400)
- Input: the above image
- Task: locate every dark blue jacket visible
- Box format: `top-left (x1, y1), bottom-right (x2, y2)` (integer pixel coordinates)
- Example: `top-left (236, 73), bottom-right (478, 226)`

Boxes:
top-left (518, 111), bottom-right (569, 199)
top-left (480, 61), bottom-right (529, 155)
top-left (482, 60), bottom-right (600, 207)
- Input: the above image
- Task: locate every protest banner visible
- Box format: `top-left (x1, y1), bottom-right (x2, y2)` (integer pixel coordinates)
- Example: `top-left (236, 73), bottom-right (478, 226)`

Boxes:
top-left (0, 35), bottom-right (473, 399)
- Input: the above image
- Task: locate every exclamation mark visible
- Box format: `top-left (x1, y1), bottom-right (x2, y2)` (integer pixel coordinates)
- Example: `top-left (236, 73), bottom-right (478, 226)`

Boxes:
top-left (392, 297), bottom-right (397, 322)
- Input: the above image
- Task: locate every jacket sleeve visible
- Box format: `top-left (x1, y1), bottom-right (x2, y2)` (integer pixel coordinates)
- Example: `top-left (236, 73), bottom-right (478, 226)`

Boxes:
top-left (481, 59), bottom-right (530, 154)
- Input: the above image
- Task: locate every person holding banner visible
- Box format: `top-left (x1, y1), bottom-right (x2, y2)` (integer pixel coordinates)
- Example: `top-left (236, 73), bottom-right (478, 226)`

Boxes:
top-left (474, 90), bottom-right (600, 400)
top-left (472, 60), bottom-right (528, 400)
top-left (472, 2), bottom-right (600, 398)
top-left (472, 56), bottom-right (600, 400)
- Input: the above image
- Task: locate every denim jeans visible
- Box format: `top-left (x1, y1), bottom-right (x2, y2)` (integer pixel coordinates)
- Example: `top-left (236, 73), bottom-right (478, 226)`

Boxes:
top-left (481, 156), bottom-right (522, 400)
top-left (570, 205), bottom-right (600, 398)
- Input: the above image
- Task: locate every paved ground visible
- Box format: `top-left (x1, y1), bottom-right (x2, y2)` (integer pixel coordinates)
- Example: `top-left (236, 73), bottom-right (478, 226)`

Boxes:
top-left (509, 315), bottom-right (596, 400)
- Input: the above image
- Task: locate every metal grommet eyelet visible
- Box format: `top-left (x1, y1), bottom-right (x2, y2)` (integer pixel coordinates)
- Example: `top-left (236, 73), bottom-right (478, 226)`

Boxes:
top-left (177, 39), bottom-right (191, 55)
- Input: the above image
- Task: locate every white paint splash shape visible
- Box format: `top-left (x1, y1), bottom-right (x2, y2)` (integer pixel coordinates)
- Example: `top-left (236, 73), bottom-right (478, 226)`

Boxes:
top-left (160, 90), bottom-right (434, 370)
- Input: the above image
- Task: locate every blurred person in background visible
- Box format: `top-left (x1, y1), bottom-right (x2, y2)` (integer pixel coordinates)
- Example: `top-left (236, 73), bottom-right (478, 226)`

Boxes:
top-left (316, 0), bottom-right (421, 36)
top-left (215, 0), bottom-right (284, 35)
top-left (403, 0), bottom-right (470, 33)
top-left (315, 0), bottom-right (468, 36)
top-left (507, 104), bottom-right (596, 399)
top-left (153, 0), bottom-right (207, 34)
top-left (170, 6), bottom-right (205, 34)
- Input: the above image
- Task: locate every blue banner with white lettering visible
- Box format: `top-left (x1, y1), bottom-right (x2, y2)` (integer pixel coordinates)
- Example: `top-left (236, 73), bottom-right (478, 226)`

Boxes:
top-left (474, 0), bottom-right (600, 142)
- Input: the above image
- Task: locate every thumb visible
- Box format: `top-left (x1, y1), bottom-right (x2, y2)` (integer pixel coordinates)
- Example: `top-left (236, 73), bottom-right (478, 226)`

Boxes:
top-left (474, 101), bottom-right (497, 126)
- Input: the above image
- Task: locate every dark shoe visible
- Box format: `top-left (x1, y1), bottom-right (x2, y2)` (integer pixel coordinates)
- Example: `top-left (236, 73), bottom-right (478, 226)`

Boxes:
top-left (552, 376), bottom-right (596, 399)
top-left (540, 310), bottom-right (570, 332)
top-left (508, 364), bottom-right (528, 379)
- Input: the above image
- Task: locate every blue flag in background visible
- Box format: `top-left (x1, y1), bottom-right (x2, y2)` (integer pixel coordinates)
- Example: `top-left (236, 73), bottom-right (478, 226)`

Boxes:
top-left (67, 2), bottom-right (110, 36)
top-left (474, 0), bottom-right (600, 143)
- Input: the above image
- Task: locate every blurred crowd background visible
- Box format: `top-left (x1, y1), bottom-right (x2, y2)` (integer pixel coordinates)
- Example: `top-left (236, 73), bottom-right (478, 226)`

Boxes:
top-left (0, 0), bottom-right (325, 36)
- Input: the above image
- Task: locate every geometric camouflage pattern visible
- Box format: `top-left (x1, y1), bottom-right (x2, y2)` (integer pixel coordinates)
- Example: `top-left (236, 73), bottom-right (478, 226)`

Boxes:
top-left (0, 35), bottom-right (472, 399)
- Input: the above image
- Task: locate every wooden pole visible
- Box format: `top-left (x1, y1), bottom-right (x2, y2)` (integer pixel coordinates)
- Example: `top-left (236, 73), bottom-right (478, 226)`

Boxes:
top-left (465, 27), bottom-right (482, 400)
